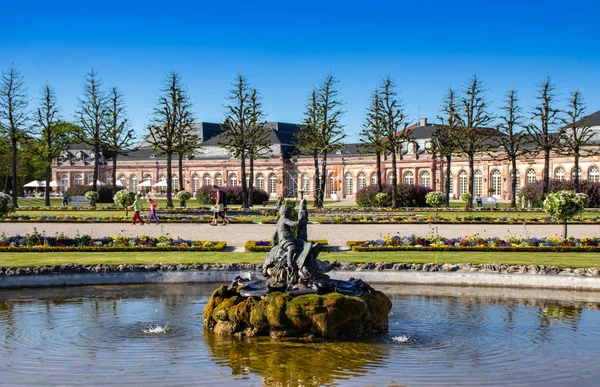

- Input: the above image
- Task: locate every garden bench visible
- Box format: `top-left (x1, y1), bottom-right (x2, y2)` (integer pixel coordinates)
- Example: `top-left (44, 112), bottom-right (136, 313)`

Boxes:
top-left (473, 196), bottom-right (496, 208)
top-left (70, 196), bottom-right (90, 207)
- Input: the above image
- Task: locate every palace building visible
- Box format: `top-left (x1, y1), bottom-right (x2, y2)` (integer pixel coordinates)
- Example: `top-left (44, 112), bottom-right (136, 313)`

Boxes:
top-left (52, 110), bottom-right (600, 202)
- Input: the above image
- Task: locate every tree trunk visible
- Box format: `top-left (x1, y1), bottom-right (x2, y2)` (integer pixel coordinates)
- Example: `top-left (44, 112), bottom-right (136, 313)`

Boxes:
top-left (11, 137), bottom-right (18, 208)
top-left (178, 153), bottom-right (184, 191)
top-left (248, 154), bottom-right (255, 207)
top-left (574, 152), bottom-right (580, 192)
top-left (376, 152), bottom-right (382, 193)
top-left (511, 157), bottom-right (518, 208)
top-left (241, 151), bottom-right (248, 209)
top-left (543, 149), bottom-right (550, 195)
top-left (468, 155), bottom-right (474, 209)
top-left (313, 155), bottom-right (320, 207)
top-left (112, 156), bottom-right (118, 197)
top-left (166, 153), bottom-right (173, 207)
top-left (391, 149), bottom-right (398, 209)
top-left (44, 164), bottom-right (51, 207)
top-left (444, 155), bottom-right (452, 207)
top-left (319, 153), bottom-right (328, 208)
top-left (92, 143), bottom-right (99, 192)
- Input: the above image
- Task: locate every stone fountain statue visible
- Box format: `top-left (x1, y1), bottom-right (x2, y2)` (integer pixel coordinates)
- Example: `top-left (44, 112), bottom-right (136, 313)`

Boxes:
top-left (204, 199), bottom-right (392, 339)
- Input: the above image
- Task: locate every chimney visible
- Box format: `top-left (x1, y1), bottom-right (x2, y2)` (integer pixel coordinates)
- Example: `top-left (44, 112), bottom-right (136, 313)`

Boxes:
top-left (419, 118), bottom-right (427, 127)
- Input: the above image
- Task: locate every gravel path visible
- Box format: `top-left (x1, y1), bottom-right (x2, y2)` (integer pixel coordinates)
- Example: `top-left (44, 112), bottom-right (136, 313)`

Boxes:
top-left (2, 222), bottom-right (600, 250)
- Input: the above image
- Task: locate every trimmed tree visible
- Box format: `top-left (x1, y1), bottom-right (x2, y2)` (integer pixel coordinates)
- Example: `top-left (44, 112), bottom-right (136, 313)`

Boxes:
top-left (176, 190), bottom-right (191, 207)
top-left (76, 69), bottom-right (107, 192)
top-left (85, 190), bottom-right (99, 207)
top-left (0, 192), bottom-right (14, 217)
top-left (103, 87), bottom-right (135, 197)
top-left (360, 90), bottom-right (386, 193)
top-left (0, 65), bottom-right (29, 208)
top-left (543, 190), bottom-right (588, 238)
top-left (113, 189), bottom-right (135, 216)
top-left (526, 77), bottom-right (563, 195)
top-left (425, 191), bottom-right (446, 216)
top-left (434, 88), bottom-right (460, 206)
top-left (246, 89), bottom-right (270, 207)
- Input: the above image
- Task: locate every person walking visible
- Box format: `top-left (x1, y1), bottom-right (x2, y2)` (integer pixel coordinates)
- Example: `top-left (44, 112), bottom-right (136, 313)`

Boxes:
top-left (146, 198), bottom-right (160, 224)
top-left (131, 194), bottom-right (144, 225)
top-left (62, 192), bottom-right (69, 207)
top-left (211, 185), bottom-right (229, 226)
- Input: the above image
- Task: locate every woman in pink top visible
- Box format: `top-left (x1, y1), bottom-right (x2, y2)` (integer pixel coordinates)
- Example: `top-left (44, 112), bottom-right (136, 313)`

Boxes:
top-left (147, 198), bottom-right (160, 224)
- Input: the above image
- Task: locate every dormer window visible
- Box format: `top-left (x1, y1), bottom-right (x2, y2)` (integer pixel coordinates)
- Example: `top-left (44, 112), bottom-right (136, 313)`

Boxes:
top-left (150, 154), bottom-right (156, 159)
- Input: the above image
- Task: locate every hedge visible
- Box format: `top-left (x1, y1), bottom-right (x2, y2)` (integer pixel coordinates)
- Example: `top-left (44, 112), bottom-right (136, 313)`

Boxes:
top-left (244, 240), bottom-right (330, 252)
top-left (0, 242), bottom-right (227, 253)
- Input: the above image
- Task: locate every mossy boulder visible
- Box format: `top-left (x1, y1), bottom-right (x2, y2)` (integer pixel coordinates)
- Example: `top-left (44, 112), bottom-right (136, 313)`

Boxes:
top-left (203, 284), bottom-right (392, 339)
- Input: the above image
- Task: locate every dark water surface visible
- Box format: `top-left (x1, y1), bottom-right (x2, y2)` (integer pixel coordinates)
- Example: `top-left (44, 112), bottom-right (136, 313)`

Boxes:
top-left (1, 283), bottom-right (599, 386)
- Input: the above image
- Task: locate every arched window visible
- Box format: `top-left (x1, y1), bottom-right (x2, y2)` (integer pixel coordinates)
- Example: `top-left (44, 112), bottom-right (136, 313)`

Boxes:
top-left (202, 173), bottom-right (211, 186)
top-left (229, 173), bottom-right (238, 187)
top-left (158, 175), bottom-right (166, 193)
top-left (555, 167), bottom-right (565, 181)
top-left (491, 170), bottom-right (502, 196)
top-left (288, 172), bottom-right (297, 196)
top-left (301, 173), bottom-right (310, 193)
top-left (130, 174), bottom-right (138, 190)
top-left (510, 169), bottom-right (520, 195)
top-left (142, 174), bottom-right (152, 191)
top-left (171, 174), bottom-right (178, 190)
top-left (215, 173), bottom-right (223, 187)
top-left (526, 169), bottom-right (536, 184)
top-left (268, 173), bottom-right (277, 196)
top-left (60, 174), bottom-right (69, 190)
top-left (118, 174), bottom-right (127, 188)
top-left (420, 171), bottom-right (431, 187)
top-left (442, 170), bottom-right (453, 194)
top-left (192, 174), bottom-right (200, 195)
top-left (105, 173), bottom-right (113, 186)
top-left (458, 171), bottom-right (468, 195)
top-left (358, 172), bottom-right (367, 190)
top-left (257, 173), bottom-right (265, 191)
top-left (387, 171), bottom-right (395, 185)
top-left (572, 167), bottom-right (581, 180)
top-left (87, 174), bottom-right (94, 185)
top-left (474, 170), bottom-right (483, 196)
top-left (329, 173), bottom-right (337, 196)
top-left (589, 167), bottom-right (599, 182)
top-left (371, 172), bottom-right (377, 186)
top-left (344, 172), bottom-right (353, 196)
top-left (404, 171), bottom-right (414, 185)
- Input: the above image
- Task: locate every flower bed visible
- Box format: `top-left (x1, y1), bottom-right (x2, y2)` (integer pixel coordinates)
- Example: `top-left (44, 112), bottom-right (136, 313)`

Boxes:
top-left (0, 233), bottom-right (226, 252)
top-left (1, 214), bottom-right (256, 223)
top-left (244, 239), bottom-right (330, 252)
top-left (348, 235), bottom-right (600, 252)
top-left (319, 214), bottom-right (599, 224)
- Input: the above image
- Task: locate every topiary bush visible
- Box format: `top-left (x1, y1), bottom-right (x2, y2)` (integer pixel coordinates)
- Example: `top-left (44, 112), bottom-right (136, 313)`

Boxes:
top-left (425, 191), bottom-right (446, 216)
top-left (543, 190), bottom-right (588, 238)
top-left (113, 189), bottom-right (135, 215)
top-left (84, 191), bottom-right (100, 207)
top-left (0, 192), bottom-right (14, 217)
top-left (176, 190), bottom-right (192, 207)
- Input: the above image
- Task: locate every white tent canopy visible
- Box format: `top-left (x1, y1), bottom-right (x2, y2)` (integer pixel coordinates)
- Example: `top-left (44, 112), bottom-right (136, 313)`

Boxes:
top-left (88, 180), bottom-right (106, 186)
top-left (39, 180), bottom-right (65, 187)
top-left (137, 180), bottom-right (153, 187)
top-left (152, 180), bottom-right (168, 187)
top-left (23, 180), bottom-right (44, 188)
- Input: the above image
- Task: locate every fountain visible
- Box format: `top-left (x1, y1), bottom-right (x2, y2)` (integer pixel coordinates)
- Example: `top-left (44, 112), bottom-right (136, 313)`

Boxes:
top-left (203, 199), bottom-right (392, 339)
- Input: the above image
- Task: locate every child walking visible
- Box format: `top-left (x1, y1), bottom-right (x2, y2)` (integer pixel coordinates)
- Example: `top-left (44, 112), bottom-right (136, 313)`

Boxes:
top-left (131, 194), bottom-right (144, 225)
top-left (147, 198), bottom-right (160, 224)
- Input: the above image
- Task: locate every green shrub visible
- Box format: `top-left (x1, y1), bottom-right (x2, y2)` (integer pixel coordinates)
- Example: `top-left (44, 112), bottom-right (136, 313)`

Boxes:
top-left (84, 191), bottom-right (100, 206)
top-left (0, 192), bottom-right (15, 217)
top-left (425, 191), bottom-right (445, 215)
top-left (113, 189), bottom-right (135, 209)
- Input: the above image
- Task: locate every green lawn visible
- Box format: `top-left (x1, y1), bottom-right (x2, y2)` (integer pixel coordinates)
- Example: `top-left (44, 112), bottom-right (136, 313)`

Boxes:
top-left (2, 250), bottom-right (600, 268)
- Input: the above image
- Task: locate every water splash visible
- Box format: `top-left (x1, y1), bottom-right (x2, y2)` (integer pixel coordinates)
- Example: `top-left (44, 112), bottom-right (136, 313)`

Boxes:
top-left (392, 335), bottom-right (410, 343)
top-left (143, 324), bottom-right (170, 334)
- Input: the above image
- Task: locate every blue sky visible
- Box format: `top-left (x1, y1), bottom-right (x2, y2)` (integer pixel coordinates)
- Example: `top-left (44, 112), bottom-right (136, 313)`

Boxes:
top-left (1, 0), bottom-right (599, 142)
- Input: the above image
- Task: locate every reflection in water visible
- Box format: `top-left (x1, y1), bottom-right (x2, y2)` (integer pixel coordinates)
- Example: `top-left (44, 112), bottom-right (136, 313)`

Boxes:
top-left (0, 283), bottom-right (599, 386)
top-left (204, 333), bottom-right (389, 386)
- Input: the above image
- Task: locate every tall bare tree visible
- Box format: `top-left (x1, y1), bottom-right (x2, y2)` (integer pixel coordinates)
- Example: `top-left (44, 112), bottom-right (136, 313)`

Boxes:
top-left (379, 76), bottom-right (409, 209)
top-left (76, 69), bottom-right (107, 192)
top-left (454, 75), bottom-right (493, 207)
top-left (295, 74), bottom-right (345, 208)
top-left (246, 89), bottom-right (270, 207)
top-left (33, 85), bottom-right (72, 206)
top-left (221, 75), bottom-right (252, 208)
top-left (103, 87), bottom-right (135, 196)
top-left (0, 65), bottom-right (29, 208)
top-left (360, 90), bottom-right (386, 193)
top-left (146, 72), bottom-right (192, 207)
top-left (495, 90), bottom-right (528, 207)
top-left (434, 88), bottom-right (460, 206)
top-left (525, 77), bottom-right (563, 195)
top-left (173, 86), bottom-right (198, 192)
top-left (560, 91), bottom-right (595, 192)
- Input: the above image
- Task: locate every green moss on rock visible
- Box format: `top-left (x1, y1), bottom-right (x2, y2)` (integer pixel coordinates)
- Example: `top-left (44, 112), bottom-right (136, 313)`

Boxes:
top-left (204, 285), bottom-right (392, 339)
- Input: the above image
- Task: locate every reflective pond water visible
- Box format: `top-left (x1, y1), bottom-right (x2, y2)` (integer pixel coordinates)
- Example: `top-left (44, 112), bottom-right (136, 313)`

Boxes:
top-left (1, 283), bottom-right (599, 386)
